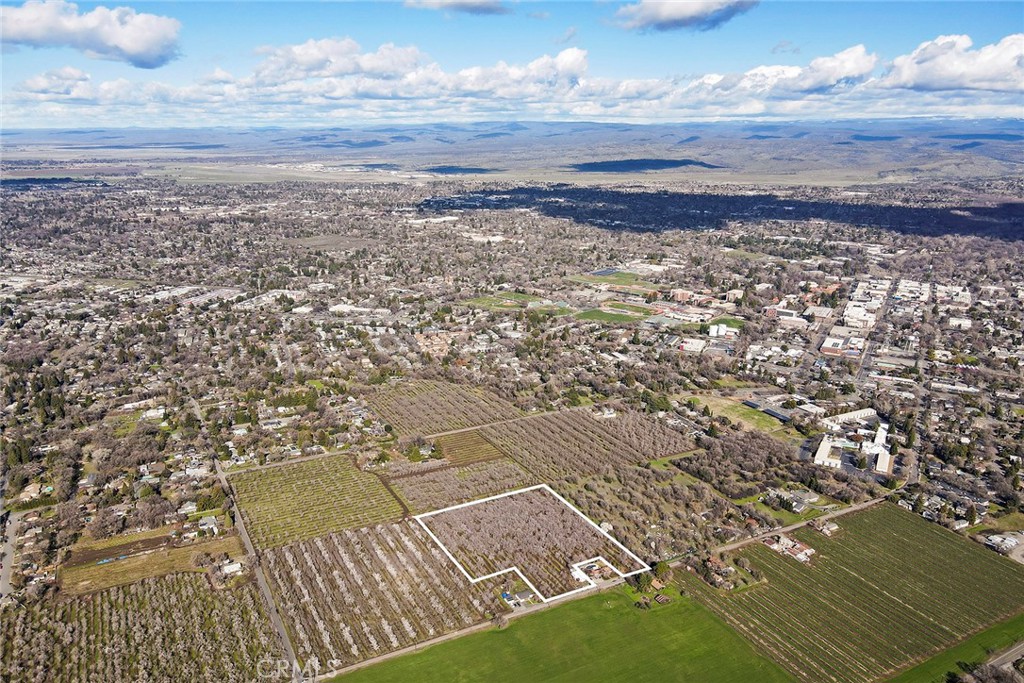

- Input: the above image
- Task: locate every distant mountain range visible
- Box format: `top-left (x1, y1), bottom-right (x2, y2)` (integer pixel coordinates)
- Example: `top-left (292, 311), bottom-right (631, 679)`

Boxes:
top-left (2, 119), bottom-right (1021, 181)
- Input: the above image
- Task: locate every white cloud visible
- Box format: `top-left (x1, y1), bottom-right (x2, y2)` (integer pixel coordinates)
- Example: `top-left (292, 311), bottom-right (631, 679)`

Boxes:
top-left (253, 38), bottom-right (424, 82)
top-left (616, 0), bottom-right (758, 31)
top-left (6, 34), bottom-right (1023, 126)
top-left (19, 65), bottom-right (91, 96)
top-left (879, 34), bottom-right (1024, 92)
top-left (202, 68), bottom-right (235, 85)
top-left (0, 0), bottom-right (181, 68)
top-left (791, 45), bottom-right (878, 92)
top-left (404, 0), bottom-right (511, 15)
top-left (680, 45), bottom-right (877, 97)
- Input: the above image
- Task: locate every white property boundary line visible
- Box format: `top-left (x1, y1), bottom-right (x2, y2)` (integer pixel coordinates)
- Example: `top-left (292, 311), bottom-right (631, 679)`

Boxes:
top-left (413, 483), bottom-right (651, 603)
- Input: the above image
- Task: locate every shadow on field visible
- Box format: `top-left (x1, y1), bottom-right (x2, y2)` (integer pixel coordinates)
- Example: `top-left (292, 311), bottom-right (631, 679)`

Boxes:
top-left (419, 186), bottom-right (1024, 240)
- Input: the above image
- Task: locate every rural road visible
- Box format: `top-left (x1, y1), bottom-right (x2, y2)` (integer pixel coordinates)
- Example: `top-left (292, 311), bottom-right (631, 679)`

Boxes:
top-left (0, 474), bottom-right (23, 600)
top-left (988, 639), bottom-right (1024, 671)
top-left (0, 513), bottom-right (21, 599)
top-left (216, 460), bottom-right (301, 683)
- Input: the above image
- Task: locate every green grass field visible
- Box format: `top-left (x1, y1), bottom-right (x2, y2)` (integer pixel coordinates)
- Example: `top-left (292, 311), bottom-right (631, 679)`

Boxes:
top-left (464, 292), bottom-right (543, 311)
top-left (681, 394), bottom-right (782, 432)
top-left (887, 612), bottom-right (1024, 683)
top-left (712, 316), bottom-right (746, 329)
top-left (576, 309), bottom-right (640, 323)
top-left (333, 586), bottom-right (793, 683)
top-left (230, 454), bottom-right (404, 548)
top-left (683, 504), bottom-right (1024, 683)
top-left (970, 510), bottom-right (1024, 533)
top-left (568, 271), bottom-right (660, 289)
top-left (607, 301), bottom-right (656, 315)
top-left (722, 248), bottom-right (763, 260)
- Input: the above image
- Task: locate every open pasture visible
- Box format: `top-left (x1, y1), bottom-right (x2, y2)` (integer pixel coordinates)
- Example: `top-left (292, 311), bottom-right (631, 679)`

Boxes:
top-left (60, 535), bottom-right (244, 595)
top-left (333, 586), bottom-right (793, 683)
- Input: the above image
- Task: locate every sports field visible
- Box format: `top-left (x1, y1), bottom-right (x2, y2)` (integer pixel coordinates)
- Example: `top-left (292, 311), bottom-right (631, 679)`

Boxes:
top-left (575, 308), bottom-right (641, 323)
top-left (683, 504), bottom-right (1024, 683)
top-left (333, 586), bottom-right (793, 683)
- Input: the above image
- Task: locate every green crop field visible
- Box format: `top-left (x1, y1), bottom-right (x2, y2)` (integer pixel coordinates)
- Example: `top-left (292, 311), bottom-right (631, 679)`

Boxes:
top-left (230, 454), bottom-right (404, 548)
top-left (682, 504), bottom-right (1024, 683)
top-left (333, 586), bottom-right (793, 683)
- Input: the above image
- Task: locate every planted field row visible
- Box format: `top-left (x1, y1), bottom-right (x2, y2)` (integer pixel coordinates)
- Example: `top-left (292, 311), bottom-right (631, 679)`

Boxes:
top-left (419, 486), bottom-right (647, 599)
top-left (685, 504), bottom-right (1024, 683)
top-left (263, 522), bottom-right (507, 669)
top-left (393, 458), bottom-right (537, 514)
top-left (482, 410), bottom-right (691, 480)
top-left (433, 430), bottom-right (507, 465)
top-left (231, 454), bottom-right (404, 548)
top-left (369, 379), bottom-right (521, 436)
top-left (0, 574), bottom-right (281, 683)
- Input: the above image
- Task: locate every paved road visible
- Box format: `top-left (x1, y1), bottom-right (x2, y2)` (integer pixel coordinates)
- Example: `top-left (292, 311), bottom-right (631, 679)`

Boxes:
top-left (988, 639), bottom-right (1024, 670)
top-left (0, 515), bottom-right (19, 599)
top-left (0, 475), bottom-right (19, 600)
top-left (216, 460), bottom-right (301, 682)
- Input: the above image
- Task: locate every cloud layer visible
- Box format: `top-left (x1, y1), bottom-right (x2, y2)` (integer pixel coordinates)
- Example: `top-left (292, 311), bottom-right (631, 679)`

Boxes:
top-left (617, 0), bottom-right (758, 31)
top-left (880, 34), bottom-right (1024, 92)
top-left (404, 0), bottom-right (511, 15)
top-left (0, 0), bottom-right (181, 68)
top-left (7, 33), bottom-right (1024, 126)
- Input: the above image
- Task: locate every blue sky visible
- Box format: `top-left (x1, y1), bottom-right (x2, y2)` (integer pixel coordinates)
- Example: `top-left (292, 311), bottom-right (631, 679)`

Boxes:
top-left (1, 1), bottom-right (1022, 126)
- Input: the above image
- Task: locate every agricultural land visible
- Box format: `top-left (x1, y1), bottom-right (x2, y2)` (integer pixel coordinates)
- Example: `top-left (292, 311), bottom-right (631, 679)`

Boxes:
top-left (417, 485), bottom-right (648, 599)
top-left (230, 454), bottom-right (405, 548)
top-left (682, 504), bottom-right (1024, 683)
